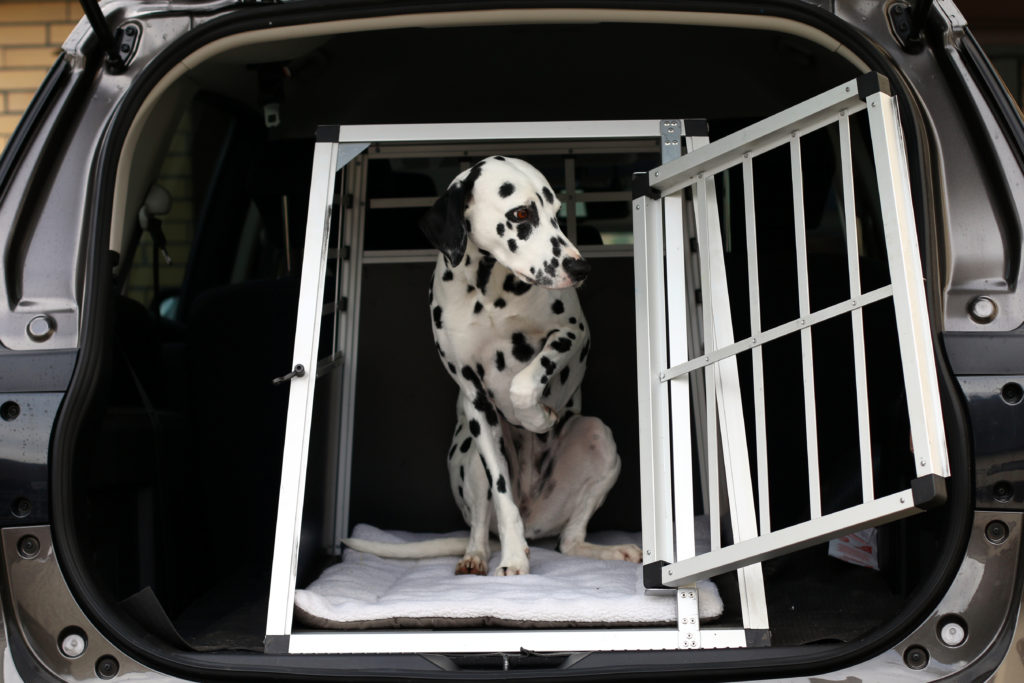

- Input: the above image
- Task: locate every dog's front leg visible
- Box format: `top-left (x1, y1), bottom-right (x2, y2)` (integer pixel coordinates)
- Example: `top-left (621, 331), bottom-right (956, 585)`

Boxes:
top-left (458, 371), bottom-right (530, 576)
top-left (510, 327), bottom-right (587, 433)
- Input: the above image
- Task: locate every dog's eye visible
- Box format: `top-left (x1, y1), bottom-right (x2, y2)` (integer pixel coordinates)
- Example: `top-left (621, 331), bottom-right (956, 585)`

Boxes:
top-left (513, 207), bottom-right (530, 221)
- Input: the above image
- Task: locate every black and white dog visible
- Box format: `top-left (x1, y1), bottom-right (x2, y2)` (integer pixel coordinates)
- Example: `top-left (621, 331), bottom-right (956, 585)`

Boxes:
top-left (346, 157), bottom-right (640, 575)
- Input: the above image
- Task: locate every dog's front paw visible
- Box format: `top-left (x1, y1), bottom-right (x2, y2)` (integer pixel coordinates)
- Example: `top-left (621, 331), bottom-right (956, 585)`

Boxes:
top-left (455, 552), bottom-right (488, 576)
top-left (495, 547), bottom-right (530, 576)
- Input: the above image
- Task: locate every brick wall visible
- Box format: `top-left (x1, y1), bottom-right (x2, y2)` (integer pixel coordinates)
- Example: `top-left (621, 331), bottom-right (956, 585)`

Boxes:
top-left (0, 1), bottom-right (82, 152)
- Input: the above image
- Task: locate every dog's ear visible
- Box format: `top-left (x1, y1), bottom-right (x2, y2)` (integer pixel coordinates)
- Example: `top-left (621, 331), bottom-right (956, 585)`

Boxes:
top-left (419, 182), bottom-right (469, 267)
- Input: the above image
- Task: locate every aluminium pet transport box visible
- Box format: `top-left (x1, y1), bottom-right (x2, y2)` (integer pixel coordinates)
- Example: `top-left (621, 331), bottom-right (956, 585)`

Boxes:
top-left (264, 75), bottom-right (948, 655)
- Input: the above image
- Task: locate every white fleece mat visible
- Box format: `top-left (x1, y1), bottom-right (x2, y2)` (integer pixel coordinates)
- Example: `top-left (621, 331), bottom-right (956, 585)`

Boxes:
top-left (294, 524), bottom-right (723, 630)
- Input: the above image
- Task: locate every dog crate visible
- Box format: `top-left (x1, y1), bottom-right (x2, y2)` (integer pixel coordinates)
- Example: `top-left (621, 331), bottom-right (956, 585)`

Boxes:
top-left (265, 74), bottom-right (949, 655)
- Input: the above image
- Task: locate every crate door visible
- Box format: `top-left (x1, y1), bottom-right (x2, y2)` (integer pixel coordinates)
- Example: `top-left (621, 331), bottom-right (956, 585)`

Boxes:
top-left (633, 74), bottom-right (949, 589)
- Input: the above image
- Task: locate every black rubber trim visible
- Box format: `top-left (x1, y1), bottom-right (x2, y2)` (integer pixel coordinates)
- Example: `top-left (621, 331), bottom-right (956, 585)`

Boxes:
top-left (0, 59), bottom-right (70, 203)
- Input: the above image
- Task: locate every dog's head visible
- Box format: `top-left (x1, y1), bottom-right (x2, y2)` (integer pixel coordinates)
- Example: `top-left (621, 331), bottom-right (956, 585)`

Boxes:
top-left (419, 156), bottom-right (590, 288)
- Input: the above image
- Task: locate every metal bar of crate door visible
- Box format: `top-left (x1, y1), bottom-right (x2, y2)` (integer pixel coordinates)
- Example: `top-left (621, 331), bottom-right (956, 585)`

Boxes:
top-left (694, 178), bottom-right (721, 553)
top-left (865, 92), bottom-right (949, 477)
top-left (267, 140), bottom-right (339, 637)
top-left (335, 120), bottom-right (664, 144)
top-left (694, 155), bottom-right (768, 629)
top-left (633, 194), bottom-right (676, 565)
top-left (791, 137), bottom-right (822, 520)
top-left (663, 188), bottom-right (696, 563)
top-left (839, 114), bottom-right (875, 502)
top-left (743, 156), bottom-right (771, 534)
top-left (648, 79), bottom-right (870, 198)
top-left (661, 487), bottom-right (922, 586)
top-left (333, 155), bottom-right (368, 549)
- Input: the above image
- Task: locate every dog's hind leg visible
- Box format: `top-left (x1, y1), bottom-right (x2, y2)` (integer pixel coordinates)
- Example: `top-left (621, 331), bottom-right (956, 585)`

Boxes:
top-left (544, 415), bottom-right (642, 562)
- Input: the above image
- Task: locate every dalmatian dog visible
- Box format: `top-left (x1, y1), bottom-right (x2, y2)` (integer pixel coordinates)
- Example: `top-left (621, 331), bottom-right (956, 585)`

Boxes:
top-left (345, 156), bottom-right (640, 576)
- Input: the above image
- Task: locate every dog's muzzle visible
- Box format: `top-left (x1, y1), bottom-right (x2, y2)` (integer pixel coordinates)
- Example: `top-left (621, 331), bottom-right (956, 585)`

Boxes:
top-left (563, 257), bottom-right (591, 285)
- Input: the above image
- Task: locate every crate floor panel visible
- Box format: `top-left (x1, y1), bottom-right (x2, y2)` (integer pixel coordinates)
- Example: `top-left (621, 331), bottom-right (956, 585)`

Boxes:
top-left (294, 525), bottom-right (723, 630)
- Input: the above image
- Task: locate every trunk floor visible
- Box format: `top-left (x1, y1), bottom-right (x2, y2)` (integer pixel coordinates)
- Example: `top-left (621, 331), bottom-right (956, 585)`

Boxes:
top-left (174, 545), bottom-right (903, 651)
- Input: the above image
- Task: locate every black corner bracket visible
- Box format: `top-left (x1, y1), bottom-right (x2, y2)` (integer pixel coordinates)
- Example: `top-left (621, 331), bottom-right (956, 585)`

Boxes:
top-left (632, 172), bottom-right (661, 201)
top-left (855, 72), bottom-right (892, 101)
top-left (682, 118), bottom-right (709, 138)
top-left (912, 473), bottom-right (948, 510)
top-left (316, 125), bottom-right (341, 142)
top-left (643, 561), bottom-right (669, 589)
top-left (263, 635), bottom-right (290, 655)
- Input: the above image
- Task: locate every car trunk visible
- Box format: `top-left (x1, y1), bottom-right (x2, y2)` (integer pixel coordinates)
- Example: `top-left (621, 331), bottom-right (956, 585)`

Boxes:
top-left (58, 6), bottom-right (966, 675)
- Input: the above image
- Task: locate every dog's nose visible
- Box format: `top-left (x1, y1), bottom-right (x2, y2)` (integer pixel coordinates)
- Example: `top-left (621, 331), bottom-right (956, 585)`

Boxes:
top-left (563, 257), bottom-right (591, 283)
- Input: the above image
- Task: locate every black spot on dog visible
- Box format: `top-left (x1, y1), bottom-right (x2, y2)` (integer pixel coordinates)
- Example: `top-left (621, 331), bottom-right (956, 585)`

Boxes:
top-left (579, 322), bottom-right (585, 331)
top-left (433, 305), bottom-right (443, 329)
top-left (550, 217), bottom-right (559, 228)
top-left (567, 332), bottom-right (576, 340)
top-left (469, 419), bottom-right (480, 437)
top-left (476, 254), bottom-right (496, 293)
top-left (448, 442), bottom-right (458, 459)
top-left (507, 238), bottom-right (517, 252)
top-left (447, 362), bottom-right (457, 374)
top-left (479, 453), bottom-right (493, 489)
top-left (542, 382), bottom-right (552, 397)
top-left (580, 339), bottom-right (591, 362)
top-left (536, 192), bottom-right (544, 206)
top-left (551, 337), bottom-right (572, 353)
top-left (460, 465), bottom-right (465, 480)
top-left (499, 182), bottom-right (515, 198)
top-left (568, 316), bottom-right (577, 324)
top-left (473, 301), bottom-right (483, 314)
top-left (496, 475), bottom-right (507, 494)
top-left (542, 187), bottom-right (555, 204)
top-left (435, 342), bottom-right (445, 357)
top-left (517, 222), bottom-right (533, 241)
top-left (460, 437), bottom-right (473, 453)
top-left (458, 485), bottom-right (463, 499)
top-left (495, 350), bottom-right (505, 371)
top-left (511, 333), bottom-right (534, 362)
top-left (494, 298), bottom-right (506, 308)
top-left (442, 270), bottom-right (454, 281)
top-left (540, 356), bottom-right (556, 376)
top-left (503, 273), bottom-right (532, 295)
top-left (476, 363), bottom-right (486, 379)
top-left (473, 390), bottom-right (498, 426)
top-left (559, 366), bottom-right (571, 385)
top-left (552, 300), bottom-right (565, 315)
top-left (494, 155), bottom-right (505, 161)
top-left (544, 258), bottom-right (558, 276)
top-left (551, 236), bottom-right (562, 257)
top-left (496, 222), bottom-right (505, 236)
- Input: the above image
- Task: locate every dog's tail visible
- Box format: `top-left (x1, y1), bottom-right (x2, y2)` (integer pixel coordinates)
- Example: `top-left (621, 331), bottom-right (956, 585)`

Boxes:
top-left (341, 536), bottom-right (470, 559)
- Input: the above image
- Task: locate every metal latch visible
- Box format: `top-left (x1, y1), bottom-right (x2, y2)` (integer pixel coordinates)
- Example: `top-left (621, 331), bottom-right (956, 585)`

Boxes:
top-left (272, 364), bottom-right (306, 385)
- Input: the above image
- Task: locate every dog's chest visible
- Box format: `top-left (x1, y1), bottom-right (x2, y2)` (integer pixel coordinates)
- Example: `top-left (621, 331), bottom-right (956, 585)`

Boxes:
top-left (430, 258), bottom-right (587, 408)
